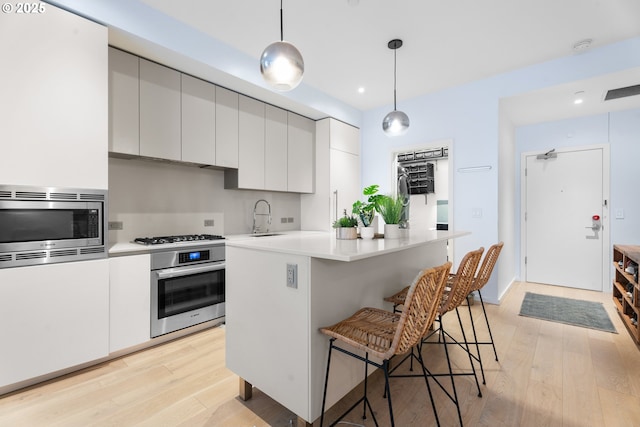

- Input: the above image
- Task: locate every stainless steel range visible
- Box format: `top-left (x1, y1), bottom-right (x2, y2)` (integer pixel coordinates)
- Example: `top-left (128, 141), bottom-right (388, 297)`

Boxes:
top-left (141, 235), bottom-right (226, 338)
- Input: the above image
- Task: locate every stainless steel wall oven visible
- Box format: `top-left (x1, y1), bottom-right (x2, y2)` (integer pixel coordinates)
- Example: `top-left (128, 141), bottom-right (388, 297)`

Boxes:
top-left (0, 185), bottom-right (107, 268)
top-left (150, 243), bottom-right (225, 337)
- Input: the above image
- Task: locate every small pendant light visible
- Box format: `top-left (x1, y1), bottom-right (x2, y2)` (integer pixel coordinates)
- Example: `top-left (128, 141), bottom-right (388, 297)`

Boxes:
top-left (382, 39), bottom-right (410, 136)
top-left (260, 0), bottom-right (304, 91)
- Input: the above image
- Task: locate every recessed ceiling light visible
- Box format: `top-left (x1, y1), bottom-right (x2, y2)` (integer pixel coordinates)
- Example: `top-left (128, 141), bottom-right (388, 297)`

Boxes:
top-left (574, 91), bottom-right (585, 104)
top-left (572, 39), bottom-right (593, 52)
top-left (358, 87), bottom-right (365, 94)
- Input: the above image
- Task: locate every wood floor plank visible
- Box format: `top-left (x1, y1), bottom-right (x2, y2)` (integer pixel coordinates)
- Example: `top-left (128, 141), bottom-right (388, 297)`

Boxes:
top-left (1, 282), bottom-right (639, 426)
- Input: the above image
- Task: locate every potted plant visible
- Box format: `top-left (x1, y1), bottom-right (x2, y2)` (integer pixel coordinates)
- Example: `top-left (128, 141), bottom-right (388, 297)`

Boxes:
top-left (376, 194), bottom-right (404, 238)
top-left (332, 209), bottom-right (358, 240)
top-left (352, 184), bottom-right (384, 239)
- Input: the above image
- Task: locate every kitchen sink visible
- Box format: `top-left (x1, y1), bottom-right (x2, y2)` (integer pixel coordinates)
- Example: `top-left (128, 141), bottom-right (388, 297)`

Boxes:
top-left (250, 233), bottom-right (283, 237)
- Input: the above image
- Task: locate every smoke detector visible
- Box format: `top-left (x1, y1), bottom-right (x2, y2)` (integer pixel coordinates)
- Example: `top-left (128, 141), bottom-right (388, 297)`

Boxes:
top-left (572, 39), bottom-right (593, 52)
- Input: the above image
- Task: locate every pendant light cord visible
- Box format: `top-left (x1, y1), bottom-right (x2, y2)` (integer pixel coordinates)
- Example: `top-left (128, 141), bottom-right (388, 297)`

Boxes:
top-left (280, 0), bottom-right (284, 41)
top-left (393, 47), bottom-right (397, 111)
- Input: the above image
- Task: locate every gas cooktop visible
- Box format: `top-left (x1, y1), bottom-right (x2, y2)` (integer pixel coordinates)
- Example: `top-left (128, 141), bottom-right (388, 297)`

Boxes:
top-left (134, 234), bottom-right (225, 245)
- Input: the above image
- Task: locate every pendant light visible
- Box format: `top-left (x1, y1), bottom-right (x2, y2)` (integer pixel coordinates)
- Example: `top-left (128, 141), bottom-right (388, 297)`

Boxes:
top-left (382, 39), bottom-right (410, 136)
top-left (260, 0), bottom-right (304, 91)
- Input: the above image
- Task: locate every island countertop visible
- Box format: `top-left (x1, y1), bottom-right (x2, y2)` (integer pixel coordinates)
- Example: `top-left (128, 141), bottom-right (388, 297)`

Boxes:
top-left (225, 229), bottom-right (469, 261)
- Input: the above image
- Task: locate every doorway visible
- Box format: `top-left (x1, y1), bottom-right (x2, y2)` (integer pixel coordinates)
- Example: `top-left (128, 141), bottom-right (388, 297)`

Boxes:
top-left (521, 145), bottom-right (610, 291)
top-left (391, 140), bottom-right (453, 261)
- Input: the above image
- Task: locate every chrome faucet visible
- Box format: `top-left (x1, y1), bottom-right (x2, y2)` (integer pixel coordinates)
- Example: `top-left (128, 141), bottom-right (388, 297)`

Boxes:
top-left (252, 199), bottom-right (272, 234)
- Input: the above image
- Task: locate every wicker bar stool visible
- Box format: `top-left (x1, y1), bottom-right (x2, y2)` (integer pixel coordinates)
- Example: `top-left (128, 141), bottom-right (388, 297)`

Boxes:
top-left (384, 247), bottom-right (484, 427)
top-left (319, 262), bottom-right (452, 427)
top-left (460, 242), bottom-right (504, 384)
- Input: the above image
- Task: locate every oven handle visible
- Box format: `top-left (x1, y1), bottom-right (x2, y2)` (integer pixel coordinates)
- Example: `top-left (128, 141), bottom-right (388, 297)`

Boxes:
top-left (155, 262), bottom-right (225, 280)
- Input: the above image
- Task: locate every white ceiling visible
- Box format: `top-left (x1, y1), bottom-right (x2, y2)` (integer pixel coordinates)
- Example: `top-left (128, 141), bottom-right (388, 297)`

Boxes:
top-left (133, 0), bottom-right (640, 120)
top-left (47, 0), bottom-right (640, 125)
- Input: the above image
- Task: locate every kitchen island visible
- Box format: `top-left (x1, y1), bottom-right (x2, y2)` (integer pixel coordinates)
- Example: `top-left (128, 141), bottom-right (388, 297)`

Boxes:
top-left (225, 229), bottom-right (469, 425)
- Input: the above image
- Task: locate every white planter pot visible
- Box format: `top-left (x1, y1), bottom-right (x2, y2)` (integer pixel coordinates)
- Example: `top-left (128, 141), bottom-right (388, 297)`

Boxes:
top-left (336, 227), bottom-right (358, 240)
top-left (359, 226), bottom-right (375, 240)
top-left (384, 224), bottom-right (401, 239)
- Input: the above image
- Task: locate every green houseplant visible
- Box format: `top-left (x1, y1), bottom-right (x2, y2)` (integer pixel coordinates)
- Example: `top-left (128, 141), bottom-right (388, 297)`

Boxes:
top-left (376, 194), bottom-right (404, 238)
top-left (352, 184), bottom-right (384, 227)
top-left (332, 209), bottom-right (358, 240)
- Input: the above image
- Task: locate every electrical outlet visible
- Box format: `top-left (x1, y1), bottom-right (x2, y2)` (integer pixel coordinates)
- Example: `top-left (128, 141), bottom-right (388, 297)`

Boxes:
top-left (204, 219), bottom-right (214, 227)
top-left (287, 217), bottom-right (294, 223)
top-left (286, 263), bottom-right (298, 289)
top-left (281, 217), bottom-right (287, 223)
top-left (108, 221), bottom-right (123, 230)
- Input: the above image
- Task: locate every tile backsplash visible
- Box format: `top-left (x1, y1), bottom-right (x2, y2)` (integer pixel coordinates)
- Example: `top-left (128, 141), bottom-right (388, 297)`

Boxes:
top-left (108, 157), bottom-right (301, 243)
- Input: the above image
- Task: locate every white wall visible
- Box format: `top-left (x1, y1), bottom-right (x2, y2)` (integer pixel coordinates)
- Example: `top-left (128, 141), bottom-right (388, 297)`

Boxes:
top-left (360, 36), bottom-right (640, 303)
top-left (515, 108), bottom-right (640, 280)
top-left (498, 105), bottom-right (517, 300)
top-left (108, 157), bottom-right (301, 243)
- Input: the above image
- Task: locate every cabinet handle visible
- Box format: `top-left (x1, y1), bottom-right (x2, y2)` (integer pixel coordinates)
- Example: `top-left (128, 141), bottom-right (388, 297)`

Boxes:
top-left (333, 190), bottom-right (338, 223)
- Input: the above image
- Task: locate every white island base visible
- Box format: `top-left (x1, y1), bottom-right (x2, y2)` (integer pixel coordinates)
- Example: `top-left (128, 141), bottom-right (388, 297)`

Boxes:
top-left (225, 231), bottom-right (467, 425)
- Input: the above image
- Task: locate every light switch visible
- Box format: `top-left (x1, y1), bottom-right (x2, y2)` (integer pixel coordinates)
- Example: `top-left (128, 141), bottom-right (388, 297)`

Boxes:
top-left (615, 209), bottom-right (624, 219)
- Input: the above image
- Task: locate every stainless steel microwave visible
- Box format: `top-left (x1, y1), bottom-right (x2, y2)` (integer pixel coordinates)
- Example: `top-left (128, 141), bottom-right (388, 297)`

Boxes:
top-left (0, 185), bottom-right (107, 268)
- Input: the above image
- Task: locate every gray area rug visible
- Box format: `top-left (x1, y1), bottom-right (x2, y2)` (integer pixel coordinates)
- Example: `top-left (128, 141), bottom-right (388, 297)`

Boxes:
top-left (519, 292), bottom-right (617, 333)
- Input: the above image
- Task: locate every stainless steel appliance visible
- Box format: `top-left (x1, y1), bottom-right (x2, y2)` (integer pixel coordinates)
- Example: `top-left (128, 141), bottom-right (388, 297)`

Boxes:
top-left (148, 237), bottom-right (225, 338)
top-left (0, 185), bottom-right (107, 268)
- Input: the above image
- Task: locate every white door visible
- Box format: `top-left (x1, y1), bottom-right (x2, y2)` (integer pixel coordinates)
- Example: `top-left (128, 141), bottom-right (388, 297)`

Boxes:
top-left (524, 146), bottom-right (608, 291)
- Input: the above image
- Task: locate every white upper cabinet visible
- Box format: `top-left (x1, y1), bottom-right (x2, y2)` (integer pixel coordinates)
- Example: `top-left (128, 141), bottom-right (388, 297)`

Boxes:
top-left (181, 74), bottom-right (216, 165)
top-left (108, 48), bottom-right (139, 157)
top-left (265, 105), bottom-right (288, 192)
top-left (139, 59), bottom-right (181, 161)
top-left (0, 4), bottom-right (108, 189)
top-left (287, 113), bottom-right (315, 194)
top-left (215, 86), bottom-right (240, 168)
top-left (238, 95), bottom-right (266, 189)
top-left (301, 118), bottom-right (360, 231)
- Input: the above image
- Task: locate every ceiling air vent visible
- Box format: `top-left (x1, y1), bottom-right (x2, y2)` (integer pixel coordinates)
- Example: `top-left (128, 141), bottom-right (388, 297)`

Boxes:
top-left (604, 84), bottom-right (640, 101)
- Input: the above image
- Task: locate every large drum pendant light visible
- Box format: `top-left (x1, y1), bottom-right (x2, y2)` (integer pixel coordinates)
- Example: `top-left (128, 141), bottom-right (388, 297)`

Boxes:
top-left (382, 39), bottom-right (410, 136)
top-left (260, 0), bottom-right (304, 91)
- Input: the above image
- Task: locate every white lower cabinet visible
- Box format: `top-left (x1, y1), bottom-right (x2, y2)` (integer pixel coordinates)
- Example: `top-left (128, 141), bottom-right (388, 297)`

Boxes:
top-left (0, 260), bottom-right (109, 389)
top-left (109, 254), bottom-right (151, 353)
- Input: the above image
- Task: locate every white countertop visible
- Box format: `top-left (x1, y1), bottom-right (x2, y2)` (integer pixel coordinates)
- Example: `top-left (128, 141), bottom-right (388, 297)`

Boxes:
top-left (108, 229), bottom-right (469, 260)
top-left (108, 239), bottom-right (224, 256)
top-left (225, 229), bottom-right (469, 262)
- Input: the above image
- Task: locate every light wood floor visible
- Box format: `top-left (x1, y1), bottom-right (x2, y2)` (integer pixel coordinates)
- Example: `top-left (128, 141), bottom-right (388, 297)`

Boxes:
top-left (2, 281), bottom-right (640, 427)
